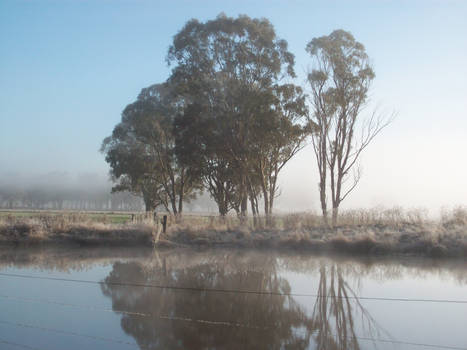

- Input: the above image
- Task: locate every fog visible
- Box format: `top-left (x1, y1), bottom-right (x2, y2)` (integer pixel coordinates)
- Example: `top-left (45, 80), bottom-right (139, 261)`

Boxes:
top-left (0, 171), bottom-right (220, 213)
top-left (1, 1), bottom-right (466, 216)
top-left (276, 127), bottom-right (467, 215)
top-left (0, 172), bottom-right (140, 211)
top-left (0, 171), bottom-right (109, 192)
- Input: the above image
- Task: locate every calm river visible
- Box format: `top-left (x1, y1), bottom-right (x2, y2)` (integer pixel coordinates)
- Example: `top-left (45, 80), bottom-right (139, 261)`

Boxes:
top-left (0, 247), bottom-right (466, 350)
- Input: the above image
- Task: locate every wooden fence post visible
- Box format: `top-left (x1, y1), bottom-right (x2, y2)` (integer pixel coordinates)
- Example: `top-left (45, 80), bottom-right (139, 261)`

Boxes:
top-left (162, 215), bottom-right (167, 233)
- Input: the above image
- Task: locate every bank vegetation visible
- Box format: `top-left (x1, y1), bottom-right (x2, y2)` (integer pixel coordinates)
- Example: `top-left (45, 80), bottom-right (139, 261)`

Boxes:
top-left (1, 207), bottom-right (466, 258)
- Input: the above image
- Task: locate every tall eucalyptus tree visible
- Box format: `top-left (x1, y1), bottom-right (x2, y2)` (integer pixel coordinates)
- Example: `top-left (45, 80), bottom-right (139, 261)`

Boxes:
top-left (169, 14), bottom-right (307, 218)
top-left (306, 30), bottom-right (391, 226)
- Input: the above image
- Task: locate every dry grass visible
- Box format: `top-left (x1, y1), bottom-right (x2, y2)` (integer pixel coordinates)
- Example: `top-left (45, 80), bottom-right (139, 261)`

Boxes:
top-left (1, 207), bottom-right (466, 258)
top-left (168, 207), bottom-right (467, 258)
top-left (0, 213), bottom-right (154, 246)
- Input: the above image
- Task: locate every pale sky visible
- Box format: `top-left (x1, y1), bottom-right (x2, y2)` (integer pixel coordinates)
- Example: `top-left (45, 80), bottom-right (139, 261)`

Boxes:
top-left (1, 0), bottom-right (466, 213)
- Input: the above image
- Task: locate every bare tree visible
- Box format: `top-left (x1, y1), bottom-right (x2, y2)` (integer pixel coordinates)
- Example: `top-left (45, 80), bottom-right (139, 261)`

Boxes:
top-left (306, 30), bottom-right (392, 226)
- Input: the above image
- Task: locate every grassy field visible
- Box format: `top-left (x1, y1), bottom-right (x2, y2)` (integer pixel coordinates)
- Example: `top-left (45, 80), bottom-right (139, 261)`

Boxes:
top-left (0, 207), bottom-right (466, 258)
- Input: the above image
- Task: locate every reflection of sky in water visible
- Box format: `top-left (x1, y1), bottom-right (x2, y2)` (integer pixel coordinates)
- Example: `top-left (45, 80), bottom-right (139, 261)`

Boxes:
top-left (0, 264), bottom-right (136, 350)
top-left (0, 248), bottom-right (466, 350)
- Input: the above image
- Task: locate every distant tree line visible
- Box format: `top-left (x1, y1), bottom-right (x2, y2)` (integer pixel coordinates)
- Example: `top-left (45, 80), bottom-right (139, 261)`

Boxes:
top-left (102, 14), bottom-right (391, 225)
top-left (0, 185), bottom-right (143, 211)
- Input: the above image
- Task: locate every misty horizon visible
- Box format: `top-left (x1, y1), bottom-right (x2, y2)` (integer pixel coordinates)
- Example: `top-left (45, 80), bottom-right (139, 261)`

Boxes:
top-left (1, 1), bottom-right (466, 215)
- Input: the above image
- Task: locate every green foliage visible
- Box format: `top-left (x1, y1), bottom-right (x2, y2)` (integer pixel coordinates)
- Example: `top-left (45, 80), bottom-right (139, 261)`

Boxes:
top-left (101, 83), bottom-right (201, 214)
top-left (169, 14), bottom-right (309, 217)
top-left (306, 29), bottom-right (374, 115)
top-left (102, 19), bottom-right (380, 221)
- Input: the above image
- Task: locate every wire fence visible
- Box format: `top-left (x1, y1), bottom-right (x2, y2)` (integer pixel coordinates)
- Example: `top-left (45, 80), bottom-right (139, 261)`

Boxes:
top-left (0, 272), bottom-right (466, 350)
top-left (1, 272), bottom-right (466, 304)
top-left (1, 318), bottom-right (466, 350)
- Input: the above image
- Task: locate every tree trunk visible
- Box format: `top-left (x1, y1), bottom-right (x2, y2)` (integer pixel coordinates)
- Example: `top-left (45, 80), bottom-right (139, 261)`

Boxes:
top-left (319, 181), bottom-right (328, 226)
top-left (240, 177), bottom-right (248, 222)
top-left (177, 200), bottom-right (183, 221)
top-left (176, 191), bottom-right (183, 221)
top-left (169, 192), bottom-right (178, 217)
top-left (144, 199), bottom-right (154, 213)
top-left (331, 206), bottom-right (339, 227)
top-left (218, 202), bottom-right (228, 217)
top-left (263, 190), bottom-right (269, 217)
top-left (216, 187), bottom-right (229, 216)
top-left (250, 195), bottom-right (258, 227)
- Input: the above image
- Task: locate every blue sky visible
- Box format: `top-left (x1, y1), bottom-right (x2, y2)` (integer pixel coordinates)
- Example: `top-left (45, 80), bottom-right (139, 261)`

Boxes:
top-left (1, 0), bottom-right (466, 211)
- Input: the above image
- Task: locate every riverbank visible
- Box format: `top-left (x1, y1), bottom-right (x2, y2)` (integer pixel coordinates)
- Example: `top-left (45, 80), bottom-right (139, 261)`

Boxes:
top-left (0, 209), bottom-right (466, 258)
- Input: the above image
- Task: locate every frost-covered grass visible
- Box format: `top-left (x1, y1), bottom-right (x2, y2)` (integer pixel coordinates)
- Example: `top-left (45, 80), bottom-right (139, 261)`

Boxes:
top-left (1, 207), bottom-right (466, 258)
top-left (0, 212), bottom-right (154, 245)
top-left (168, 207), bottom-right (467, 257)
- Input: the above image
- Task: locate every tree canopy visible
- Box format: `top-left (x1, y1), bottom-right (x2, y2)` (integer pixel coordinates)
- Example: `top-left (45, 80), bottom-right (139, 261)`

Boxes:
top-left (101, 82), bottom-right (201, 214)
top-left (169, 14), bottom-right (309, 218)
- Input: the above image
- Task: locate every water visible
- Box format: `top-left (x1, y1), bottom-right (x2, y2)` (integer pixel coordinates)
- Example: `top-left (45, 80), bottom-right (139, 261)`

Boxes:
top-left (0, 246), bottom-right (466, 350)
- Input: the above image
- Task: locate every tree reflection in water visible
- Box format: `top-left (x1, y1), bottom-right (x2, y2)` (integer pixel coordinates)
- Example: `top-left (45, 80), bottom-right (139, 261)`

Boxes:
top-left (101, 252), bottom-right (389, 350)
top-left (309, 264), bottom-right (390, 350)
top-left (101, 253), bottom-right (311, 350)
